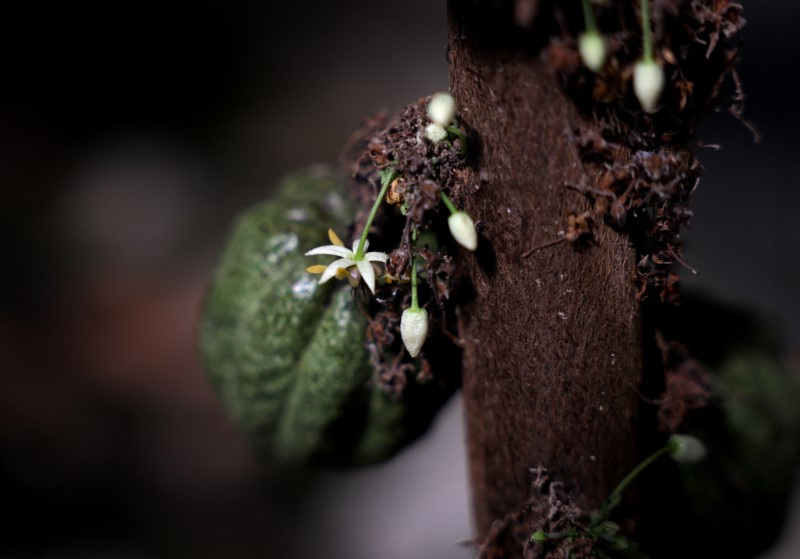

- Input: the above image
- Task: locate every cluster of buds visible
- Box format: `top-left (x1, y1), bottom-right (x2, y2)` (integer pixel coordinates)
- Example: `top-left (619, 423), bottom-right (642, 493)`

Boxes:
top-left (425, 92), bottom-right (457, 143)
top-left (578, 0), bottom-right (665, 113)
top-left (400, 94), bottom-right (477, 358)
top-left (307, 93), bottom-right (478, 359)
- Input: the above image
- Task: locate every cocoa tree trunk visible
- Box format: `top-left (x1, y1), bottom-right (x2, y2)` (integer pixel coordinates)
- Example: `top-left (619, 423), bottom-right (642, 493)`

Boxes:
top-left (447, 0), bottom-right (642, 542)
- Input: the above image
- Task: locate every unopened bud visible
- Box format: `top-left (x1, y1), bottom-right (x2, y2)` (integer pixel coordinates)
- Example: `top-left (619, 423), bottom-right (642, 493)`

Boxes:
top-left (425, 123), bottom-right (448, 144)
top-left (400, 307), bottom-right (429, 358)
top-left (578, 31), bottom-right (607, 73)
top-left (448, 211), bottom-right (478, 251)
top-left (427, 92), bottom-right (457, 126)
top-left (667, 434), bottom-right (707, 464)
top-left (633, 59), bottom-right (665, 113)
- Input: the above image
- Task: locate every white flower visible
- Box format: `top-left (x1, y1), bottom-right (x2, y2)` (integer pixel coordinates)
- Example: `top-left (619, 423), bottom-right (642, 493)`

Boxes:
top-left (633, 59), bottom-right (665, 113)
top-left (667, 434), bottom-right (707, 464)
top-left (401, 307), bottom-right (429, 357)
top-left (427, 92), bottom-right (457, 126)
top-left (305, 229), bottom-right (388, 294)
top-left (579, 31), bottom-right (607, 73)
top-left (425, 123), bottom-right (448, 143)
top-left (448, 211), bottom-right (478, 251)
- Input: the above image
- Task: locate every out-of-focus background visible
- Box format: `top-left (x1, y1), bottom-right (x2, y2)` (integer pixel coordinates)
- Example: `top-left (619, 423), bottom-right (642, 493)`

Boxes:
top-left (0, 1), bottom-right (797, 558)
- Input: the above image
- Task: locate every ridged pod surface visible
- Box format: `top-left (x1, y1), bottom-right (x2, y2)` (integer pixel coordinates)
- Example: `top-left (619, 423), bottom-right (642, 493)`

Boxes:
top-left (200, 168), bottom-right (408, 466)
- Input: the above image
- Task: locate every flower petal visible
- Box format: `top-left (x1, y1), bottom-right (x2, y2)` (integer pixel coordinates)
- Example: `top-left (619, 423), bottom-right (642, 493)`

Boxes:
top-left (356, 259), bottom-right (376, 294)
top-left (319, 258), bottom-right (354, 284)
top-left (305, 265), bottom-right (327, 274)
top-left (364, 251), bottom-right (388, 264)
top-left (305, 245), bottom-right (352, 258)
top-left (328, 229), bottom-right (345, 247)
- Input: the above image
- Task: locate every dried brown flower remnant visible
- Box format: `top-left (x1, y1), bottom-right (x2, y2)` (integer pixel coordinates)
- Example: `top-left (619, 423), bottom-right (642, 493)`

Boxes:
top-left (523, 211), bottom-right (595, 257)
top-left (368, 141), bottom-right (391, 168)
top-left (686, 0), bottom-right (746, 58)
top-left (478, 467), bottom-right (587, 559)
top-left (366, 309), bottom-right (412, 397)
top-left (417, 246), bottom-right (456, 304)
top-left (386, 246), bottom-right (410, 280)
top-left (655, 332), bottom-right (712, 432)
top-left (571, 129), bottom-right (701, 301)
top-left (565, 211), bottom-right (593, 244)
top-left (385, 177), bottom-right (406, 207)
top-left (542, 0), bottom-right (748, 302)
top-left (406, 179), bottom-right (441, 225)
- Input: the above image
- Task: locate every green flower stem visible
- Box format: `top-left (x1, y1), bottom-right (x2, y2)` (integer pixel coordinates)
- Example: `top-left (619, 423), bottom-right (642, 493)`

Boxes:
top-left (445, 124), bottom-right (467, 155)
top-left (410, 228), bottom-right (419, 309)
top-left (595, 443), bottom-right (670, 524)
top-left (581, 0), bottom-right (597, 32)
top-left (641, 0), bottom-right (653, 62)
top-left (355, 172), bottom-right (394, 259)
top-left (440, 191), bottom-right (458, 215)
top-left (410, 254), bottom-right (419, 309)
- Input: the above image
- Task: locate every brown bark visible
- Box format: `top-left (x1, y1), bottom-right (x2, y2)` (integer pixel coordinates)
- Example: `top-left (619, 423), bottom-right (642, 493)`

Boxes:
top-left (447, 0), bottom-right (643, 541)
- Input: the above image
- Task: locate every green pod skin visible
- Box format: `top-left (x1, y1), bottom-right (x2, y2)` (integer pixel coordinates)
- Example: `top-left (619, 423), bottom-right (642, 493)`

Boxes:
top-left (200, 169), bottom-right (414, 467)
top-left (273, 285), bottom-right (372, 463)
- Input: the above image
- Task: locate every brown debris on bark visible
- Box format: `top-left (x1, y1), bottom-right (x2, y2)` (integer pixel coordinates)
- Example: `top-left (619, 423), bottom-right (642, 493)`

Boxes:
top-left (479, 467), bottom-right (589, 559)
top-left (446, 0), bottom-right (747, 556)
top-left (654, 331), bottom-right (712, 433)
top-left (447, 0), bottom-right (642, 550)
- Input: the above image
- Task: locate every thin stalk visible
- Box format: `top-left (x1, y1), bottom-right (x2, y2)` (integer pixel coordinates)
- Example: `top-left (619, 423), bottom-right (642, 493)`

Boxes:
top-left (355, 176), bottom-right (392, 259)
top-left (596, 443), bottom-right (670, 523)
top-left (440, 191), bottom-right (458, 215)
top-left (409, 228), bottom-right (420, 308)
top-left (641, 0), bottom-right (653, 62)
top-left (581, 0), bottom-right (597, 32)
top-left (445, 124), bottom-right (468, 155)
top-left (410, 254), bottom-right (419, 309)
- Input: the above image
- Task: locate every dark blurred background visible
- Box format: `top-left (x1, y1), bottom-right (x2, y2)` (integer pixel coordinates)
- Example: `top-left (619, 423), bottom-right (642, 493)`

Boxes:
top-left (0, 1), bottom-right (797, 558)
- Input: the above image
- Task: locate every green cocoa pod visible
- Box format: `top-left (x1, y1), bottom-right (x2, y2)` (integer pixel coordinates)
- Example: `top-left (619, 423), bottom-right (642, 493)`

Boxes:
top-left (200, 168), bottom-right (430, 467)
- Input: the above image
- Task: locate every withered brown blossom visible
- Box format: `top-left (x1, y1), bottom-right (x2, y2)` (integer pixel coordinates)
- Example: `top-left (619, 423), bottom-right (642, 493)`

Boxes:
top-left (478, 467), bottom-right (589, 559)
top-left (654, 331), bottom-right (712, 432)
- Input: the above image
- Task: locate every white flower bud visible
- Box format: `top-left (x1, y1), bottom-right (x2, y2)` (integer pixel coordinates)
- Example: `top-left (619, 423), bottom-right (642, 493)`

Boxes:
top-left (427, 92), bottom-right (457, 126)
top-left (578, 31), bottom-right (607, 73)
top-left (448, 211), bottom-right (478, 251)
top-left (667, 434), bottom-right (707, 464)
top-left (633, 59), bottom-right (665, 113)
top-left (401, 307), bottom-right (429, 358)
top-left (425, 123), bottom-right (448, 143)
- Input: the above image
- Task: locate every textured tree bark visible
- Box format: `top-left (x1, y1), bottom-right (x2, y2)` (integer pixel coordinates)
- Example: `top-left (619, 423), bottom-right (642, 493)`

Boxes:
top-left (447, 0), bottom-right (643, 541)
